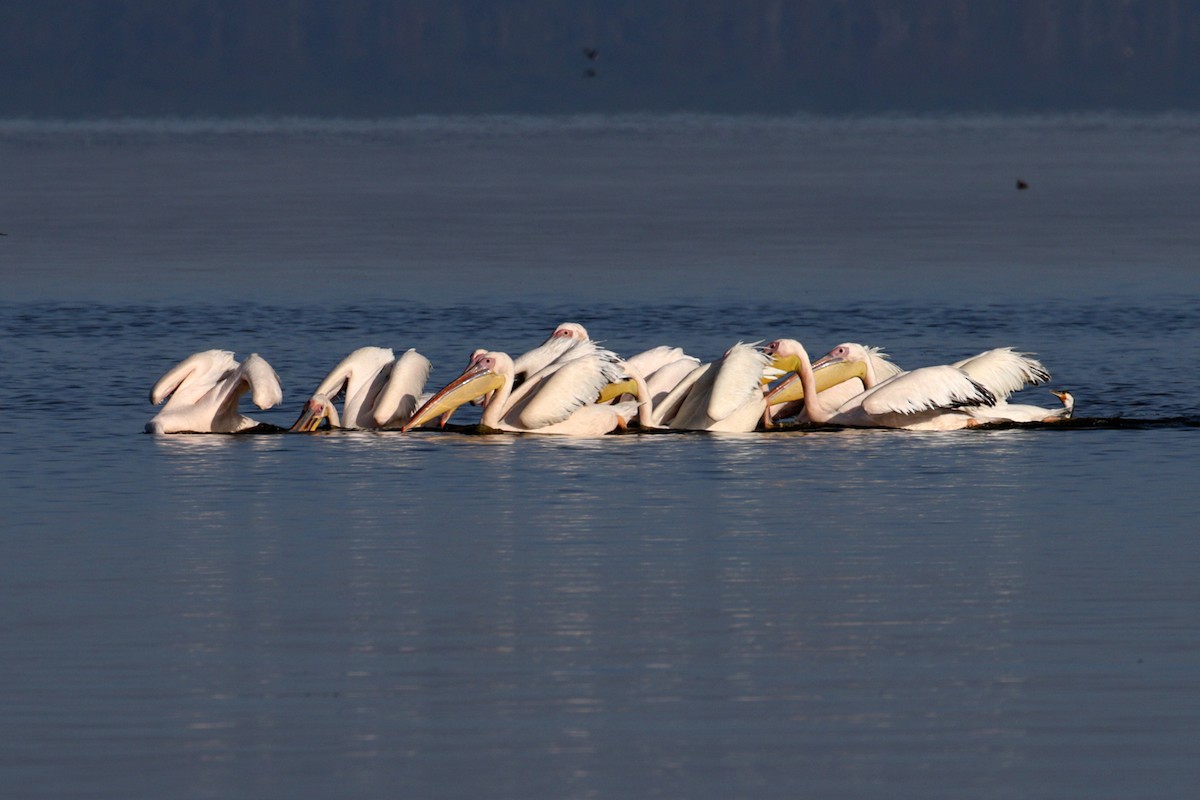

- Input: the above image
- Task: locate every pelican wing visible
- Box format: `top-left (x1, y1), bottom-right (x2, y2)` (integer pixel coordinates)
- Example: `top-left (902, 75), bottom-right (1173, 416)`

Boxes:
top-left (952, 348), bottom-right (1049, 401)
top-left (625, 346), bottom-right (688, 377)
top-left (311, 346), bottom-right (394, 398)
top-left (239, 354), bottom-right (283, 409)
top-left (150, 350), bottom-right (237, 405)
top-left (707, 344), bottom-right (769, 421)
top-left (507, 338), bottom-right (603, 408)
top-left (859, 365), bottom-right (995, 416)
top-left (651, 362), bottom-right (710, 427)
top-left (514, 351), bottom-right (622, 429)
top-left (373, 349), bottom-right (432, 426)
top-left (645, 357), bottom-right (701, 405)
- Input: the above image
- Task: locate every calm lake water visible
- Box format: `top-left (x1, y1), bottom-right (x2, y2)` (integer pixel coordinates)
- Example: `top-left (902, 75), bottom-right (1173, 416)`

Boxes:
top-left (2, 115), bottom-right (1199, 799)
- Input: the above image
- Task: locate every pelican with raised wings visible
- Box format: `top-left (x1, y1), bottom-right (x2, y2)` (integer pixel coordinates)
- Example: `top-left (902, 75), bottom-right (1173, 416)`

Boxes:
top-left (763, 339), bottom-right (1000, 431)
top-left (648, 342), bottom-right (772, 432)
top-left (766, 341), bottom-right (1062, 429)
top-left (291, 346), bottom-right (432, 431)
top-left (402, 339), bottom-right (650, 436)
top-left (146, 350), bottom-right (283, 434)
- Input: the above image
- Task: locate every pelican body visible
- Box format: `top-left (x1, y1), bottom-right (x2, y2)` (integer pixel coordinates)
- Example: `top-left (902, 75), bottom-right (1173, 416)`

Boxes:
top-left (403, 340), bottom-right (647, 436)
top-left (650, 343), bottom-right (771, 432)
top-left (764, 339), bottom-right (999, 431)
top-left (765, 339), bottom-right (1068, 431)
top-left (291, 346), bottom-right (432, 432)
top-left (147, 350), bottom-right (283, 434)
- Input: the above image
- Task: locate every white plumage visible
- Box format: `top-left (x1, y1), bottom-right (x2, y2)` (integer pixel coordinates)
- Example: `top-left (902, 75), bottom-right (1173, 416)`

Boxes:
top-left (291, 346), bottom-right (431, 431)
top-left (147, 350), bottom-right (282, 434)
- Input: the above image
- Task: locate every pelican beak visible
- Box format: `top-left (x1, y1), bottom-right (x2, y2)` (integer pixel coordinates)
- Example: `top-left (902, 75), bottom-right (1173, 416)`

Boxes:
top-left (402, 363), bottom-right (505, 431)
top-left (290, 396), bottom-right (331, 432)
top-left (764, 373), bottom-right (804, 406)
top-left (767, 353), bottom-right (802, 375)
top-left (596, 377), bottom-right (638, 404)
top-left (763, 359), bottom-right (870, 406)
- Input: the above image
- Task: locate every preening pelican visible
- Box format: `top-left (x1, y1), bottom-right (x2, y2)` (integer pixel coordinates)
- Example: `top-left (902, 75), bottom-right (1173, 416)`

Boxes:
top-left (291, 346), bottom-right (432, 431)
top-left (403, 339), bottom-right (649, 436)
top-left (650, 343), bottom-right (771, 432)
top-left (763, 339), bottom-right (999, 431)
top-left (147, 350), bottom-right (283, 434)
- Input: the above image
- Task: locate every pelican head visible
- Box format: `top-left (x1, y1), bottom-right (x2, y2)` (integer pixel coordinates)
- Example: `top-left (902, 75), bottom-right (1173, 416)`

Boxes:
top-left (291, 393), bottom-right (340, 432)
top-left (402, 352), bottom-right (511, 431)
top-left (761, 339), bottom-right (809, 374)
top-left (810, 343), bottom-right (873, 371)
top-left (760, 339), bottom-right (871, 407)
top-left (551, 322), bottom-right (589, 340)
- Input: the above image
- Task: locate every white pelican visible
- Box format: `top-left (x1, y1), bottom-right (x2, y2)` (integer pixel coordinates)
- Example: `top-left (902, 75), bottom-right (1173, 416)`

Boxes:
top-left (768, 341), bottom-right (1060, 428)
top-left (763, 339), bottom-right (999, 431)
top-left (291, 346), bottom-right (432, 431)
top-left (512, 322), bottom-right (591, 381)
top-left (650, 343), bottom-right (771, 432)
top-left (766, 344), bottom-right (903, 424)
top-left (402, 340), bottom-right (649, 436)
top-left (146, 350), bottom-right (283, 434)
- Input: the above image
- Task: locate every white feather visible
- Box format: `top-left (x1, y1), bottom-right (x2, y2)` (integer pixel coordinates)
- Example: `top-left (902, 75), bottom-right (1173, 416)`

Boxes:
top-left (859, 365), bottom-right (995, 416)
top-left (952, 348), bottom-right (1049, 402)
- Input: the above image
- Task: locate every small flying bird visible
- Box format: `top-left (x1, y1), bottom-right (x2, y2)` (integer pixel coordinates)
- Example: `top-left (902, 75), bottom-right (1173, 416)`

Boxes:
top-left (582, 47), bottom-right (598, 60)
top-left (1016, 179), bottom-right (1029, 190)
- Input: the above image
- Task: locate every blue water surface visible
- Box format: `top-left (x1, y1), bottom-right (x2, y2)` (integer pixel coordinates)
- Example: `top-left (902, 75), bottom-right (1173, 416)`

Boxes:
top-left (1, 115), bottom-right (1198, 800)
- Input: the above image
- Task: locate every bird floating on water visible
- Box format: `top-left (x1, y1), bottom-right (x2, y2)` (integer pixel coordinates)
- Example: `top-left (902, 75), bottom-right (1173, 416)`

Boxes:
top-left (290, 346), bottom-right (431, 432)
top-left (404, 339), bottom-right (649, 436)
top-left (146, 350), bottom-right (282, 434)
top-left (142, 324), bottom-right (1078, 436)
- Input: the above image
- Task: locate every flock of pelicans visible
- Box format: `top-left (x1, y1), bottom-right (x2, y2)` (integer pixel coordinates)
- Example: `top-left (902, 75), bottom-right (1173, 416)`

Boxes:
top-left (146, 322), bottom-right (1075, 437)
